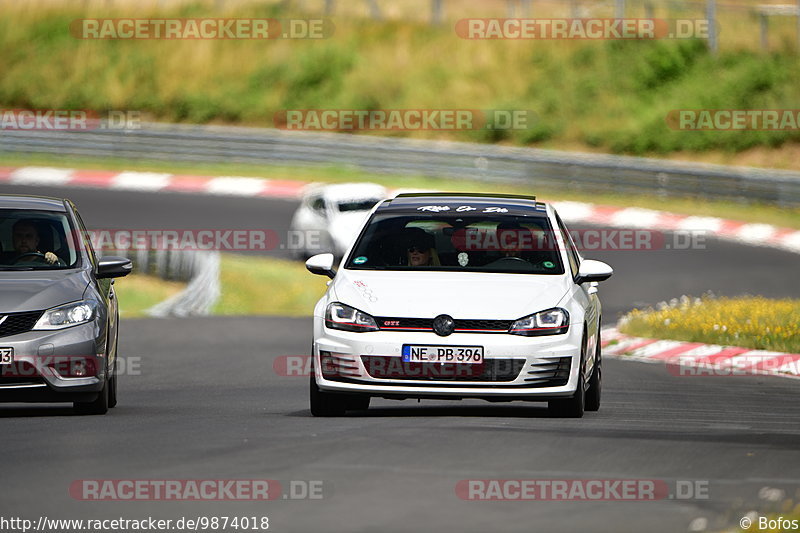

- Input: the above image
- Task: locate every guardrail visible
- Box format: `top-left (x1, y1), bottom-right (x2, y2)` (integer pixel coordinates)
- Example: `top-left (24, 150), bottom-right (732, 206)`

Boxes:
top-left (2, 123), bottom-right (799, 205)
top-left (107, 248), bottom-right (221, 316)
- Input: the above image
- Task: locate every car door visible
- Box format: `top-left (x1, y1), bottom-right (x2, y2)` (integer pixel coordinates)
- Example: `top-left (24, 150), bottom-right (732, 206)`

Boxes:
top-left (555, 210), bottom-right (599, 379)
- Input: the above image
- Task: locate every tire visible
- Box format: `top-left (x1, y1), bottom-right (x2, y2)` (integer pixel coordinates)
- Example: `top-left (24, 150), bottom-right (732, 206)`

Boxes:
top-left (548, 330), bottom-right (587, 418)
top-left (309, 375), bottom-right (347, 417)
top-left (549, 373), bottom-right (585, 418)
top-left (584, 332), bottom-right (602, 412)
top-left (346, 395), bottom-right (370, 411)
top-left (74, 378), bottom-right (109, 415)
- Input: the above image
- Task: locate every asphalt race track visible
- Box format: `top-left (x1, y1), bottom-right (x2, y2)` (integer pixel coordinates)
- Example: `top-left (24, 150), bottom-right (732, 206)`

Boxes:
top-left (0, 183), bottom-right (799, 533)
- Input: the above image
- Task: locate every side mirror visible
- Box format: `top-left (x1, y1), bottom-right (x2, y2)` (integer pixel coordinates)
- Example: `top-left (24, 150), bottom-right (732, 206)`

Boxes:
top-left (96, 256), bottom-right (133, 279)
top-left (576, 259), bottom-right (613, 284)
top-left (306, 253), bottom-right (336, 279)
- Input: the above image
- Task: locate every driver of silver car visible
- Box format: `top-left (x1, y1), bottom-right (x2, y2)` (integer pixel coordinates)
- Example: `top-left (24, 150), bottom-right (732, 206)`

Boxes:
top-left (12, 219), bottom-right (59, 265)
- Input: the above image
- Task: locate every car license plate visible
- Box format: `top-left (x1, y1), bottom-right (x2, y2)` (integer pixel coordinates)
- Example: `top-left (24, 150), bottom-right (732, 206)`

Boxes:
top-left (0, 347), bottom-right (13, 365)
top-left (402, 345), bottom-right (483, 364)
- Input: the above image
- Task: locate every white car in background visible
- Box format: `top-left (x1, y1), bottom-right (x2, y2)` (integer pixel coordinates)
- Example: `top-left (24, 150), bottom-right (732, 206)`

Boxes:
top-left (289, 183), bottom-right (387, 259)
top-left (305, 193), bottom-right (613, 418)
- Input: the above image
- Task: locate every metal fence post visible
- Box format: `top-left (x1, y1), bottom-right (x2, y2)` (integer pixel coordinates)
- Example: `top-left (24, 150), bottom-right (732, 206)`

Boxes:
top-left (167, 250), bottom-right (181, 281)
top-left (365, 0), bottom-right (382, 20)
top-left (431, 0), bottom-right (443, 24)
top-left (135, 248), bottom-right (149, 275)
top-left (616, 0), bottom-right (625, 18)
top-left (644, 2), bottom-right (654, 19)
top-left (760, 12), bottom-right (769, 50)
top-left (706, 0), bottom-right (718, 54)
top-left (507, 0), bottom-right (517, 18)
top-left (154, 249), bottom-right (167, 279)
top-left (325, 0), bottom-right (335, 16)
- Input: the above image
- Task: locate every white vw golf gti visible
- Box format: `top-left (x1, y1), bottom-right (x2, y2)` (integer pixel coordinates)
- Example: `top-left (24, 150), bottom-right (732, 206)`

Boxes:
top-left (306, 193), bottom-right (613, 417)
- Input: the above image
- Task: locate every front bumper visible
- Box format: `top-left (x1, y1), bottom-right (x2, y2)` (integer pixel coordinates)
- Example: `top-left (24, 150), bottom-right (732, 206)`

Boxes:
top-left (0, 321), bottom-right (105, 403)
top-left (313, 323), bottom-right (583, 401)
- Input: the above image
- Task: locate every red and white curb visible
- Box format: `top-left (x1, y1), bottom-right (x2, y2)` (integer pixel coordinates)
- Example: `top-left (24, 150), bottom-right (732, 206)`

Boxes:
top-left (0, 166), bottom-right (308, 199)
top-left (602, 327), bottom-right (800, 380)
top-left (550, 201), bottom-right (800, 255)
top-left (1, 165), bottom-right (799, 255)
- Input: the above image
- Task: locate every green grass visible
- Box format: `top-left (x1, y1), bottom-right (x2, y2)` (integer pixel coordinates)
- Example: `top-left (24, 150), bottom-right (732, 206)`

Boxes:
top-left (114, 273), bottom-right (186, 317)
top-left (3, 152), bottom-right (800, 229)
top-left (214, 253), bottom-right (328, 316)
top-left (1, 2), bottom-right (799, 158)
top-left (619, 295), bottom-right (800, 352)
top-left (111, 254), bottom-right (325, 318)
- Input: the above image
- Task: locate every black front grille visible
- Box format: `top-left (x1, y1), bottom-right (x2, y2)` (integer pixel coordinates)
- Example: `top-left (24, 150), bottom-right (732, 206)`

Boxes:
top-left (523, 356), bottom-right (572, 388)
top-left (454, 319), bottom-right (513, 332)
top-left (376, 317), bottom-right (513, 333)
top-left (377, 317), bottom-right (432, 330)
top-left (0, 311), bottom-right (43, 338)
top-left (360, 356), bottom-right (524, 382)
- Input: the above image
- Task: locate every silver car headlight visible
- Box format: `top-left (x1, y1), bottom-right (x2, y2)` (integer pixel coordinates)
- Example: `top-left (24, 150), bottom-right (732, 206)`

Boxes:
top-left (33, 300), bottom-right (97, 330)
top-left (509, 308), bottom-right (569, 336)
top-left (325, 302), bottom-right (378, 333)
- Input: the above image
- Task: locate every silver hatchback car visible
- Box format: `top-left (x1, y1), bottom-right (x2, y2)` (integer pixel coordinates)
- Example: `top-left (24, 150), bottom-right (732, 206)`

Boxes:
top-left (0, 195), bottom-right (131, 414)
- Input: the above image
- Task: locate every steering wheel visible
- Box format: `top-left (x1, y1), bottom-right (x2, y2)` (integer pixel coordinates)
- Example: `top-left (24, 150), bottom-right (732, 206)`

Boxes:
top-left (484, 255), bottom-right (533, 269)
top-left (491, 255), bottom-right (529, 263)
top-left (14, 252), bottom-right (47, 264)
top-left (13, 252), bottom-right (65, 266)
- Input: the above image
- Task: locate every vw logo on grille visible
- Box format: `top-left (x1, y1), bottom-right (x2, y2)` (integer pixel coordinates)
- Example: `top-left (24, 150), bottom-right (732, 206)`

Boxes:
top-left (432, 314), bottom-right (455, 337)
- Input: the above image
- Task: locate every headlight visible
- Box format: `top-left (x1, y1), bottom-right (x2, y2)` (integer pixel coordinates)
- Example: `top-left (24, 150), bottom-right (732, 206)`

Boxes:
top-left (509, 308), bottom-right (569, 336)
top-left (325, 302), bottom-right (378, 333)
top-left (33, 300), bottom-right (97, 330)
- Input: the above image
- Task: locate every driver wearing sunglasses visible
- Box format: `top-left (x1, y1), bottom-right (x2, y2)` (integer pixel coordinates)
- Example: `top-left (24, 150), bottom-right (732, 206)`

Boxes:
top-left (404, 228), bottom-right (440, 267)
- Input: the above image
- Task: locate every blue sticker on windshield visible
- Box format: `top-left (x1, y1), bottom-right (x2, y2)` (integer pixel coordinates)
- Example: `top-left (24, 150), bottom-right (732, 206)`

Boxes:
top-left (353, 256), bottom-right (368, 265)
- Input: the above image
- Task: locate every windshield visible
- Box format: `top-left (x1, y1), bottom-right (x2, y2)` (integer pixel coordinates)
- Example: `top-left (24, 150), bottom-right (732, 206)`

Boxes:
top-left (345, 208), bottom-right (565, 274)
top-left (337, 199), bottom-right (382, 212)
top-left (0, 210), bottom-right (80, 270)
